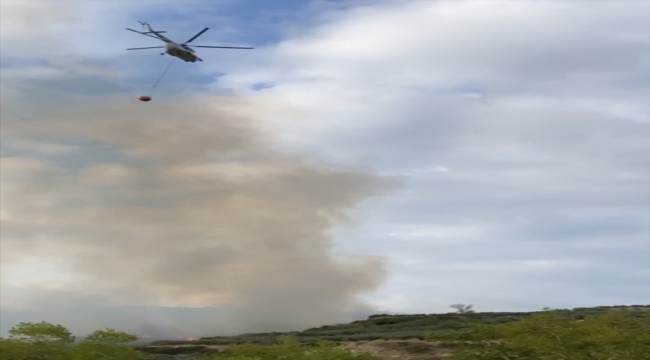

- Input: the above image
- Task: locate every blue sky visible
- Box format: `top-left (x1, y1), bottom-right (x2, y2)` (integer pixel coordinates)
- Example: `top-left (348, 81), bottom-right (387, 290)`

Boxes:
top-left (1, 0), bottom-right (649, 339)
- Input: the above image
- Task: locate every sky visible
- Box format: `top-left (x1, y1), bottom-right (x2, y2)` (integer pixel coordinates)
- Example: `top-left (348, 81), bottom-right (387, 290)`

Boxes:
top-left (1, 0), bottom-right (649, 339)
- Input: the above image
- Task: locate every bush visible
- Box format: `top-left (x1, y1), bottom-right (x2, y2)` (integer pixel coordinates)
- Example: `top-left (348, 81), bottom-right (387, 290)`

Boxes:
top-left (426, 310), bottom-right (650, 359)
top-left (0, 321), bottom-right (140, 360)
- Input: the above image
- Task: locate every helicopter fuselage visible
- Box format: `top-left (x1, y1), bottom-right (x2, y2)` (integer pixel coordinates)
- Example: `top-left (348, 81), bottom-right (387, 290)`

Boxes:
top-left (164, 42), bottom-right (202, 62)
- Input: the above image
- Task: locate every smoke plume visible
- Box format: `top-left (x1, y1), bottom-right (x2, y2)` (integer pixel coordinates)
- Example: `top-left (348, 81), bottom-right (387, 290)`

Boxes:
top-left (0, 86), bottom-right (398, 337)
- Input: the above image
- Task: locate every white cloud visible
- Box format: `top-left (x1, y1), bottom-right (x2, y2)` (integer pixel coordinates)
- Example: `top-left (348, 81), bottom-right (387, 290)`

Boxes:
top-left (206, 0), bottom-right (648, 171)
top-left (208, 0), bottom-right (649, 312)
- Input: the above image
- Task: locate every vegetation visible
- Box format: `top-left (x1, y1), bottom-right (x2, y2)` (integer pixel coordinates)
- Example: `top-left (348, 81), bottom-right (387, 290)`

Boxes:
top-left (426, 309), bottom-right (650, 360)
top-left (2, 305), bottom-right (648, 359)
top-left (0, 323), bottom-right (376, 360)
top-left (0, 321), bottom-right (140, 360)
top-left (154, 304), bottom-right (647, 346)
top-left (138, 341), bottom-right (378, 360)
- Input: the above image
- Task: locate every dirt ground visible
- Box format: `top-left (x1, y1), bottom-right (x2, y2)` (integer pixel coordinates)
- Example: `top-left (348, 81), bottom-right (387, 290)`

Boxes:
top-left (339, 340), bottom-right (454, 360)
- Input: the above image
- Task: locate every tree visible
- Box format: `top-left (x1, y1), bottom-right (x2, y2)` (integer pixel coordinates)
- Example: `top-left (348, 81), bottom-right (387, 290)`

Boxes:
top-left (73, 328), bottom-right (140, 359)
top-left (0, 322), bottom-right (140, 360)
top-left (450, 304), bottom-right (474, 314)
top-left (1, 321), bottom-right (75, 360)
top-left (7, 321), bottom-right (75, 343)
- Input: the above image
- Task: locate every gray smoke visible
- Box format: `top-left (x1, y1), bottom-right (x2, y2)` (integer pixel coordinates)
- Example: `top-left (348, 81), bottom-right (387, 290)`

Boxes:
top-left (0, 87), bottom-right (400, 337)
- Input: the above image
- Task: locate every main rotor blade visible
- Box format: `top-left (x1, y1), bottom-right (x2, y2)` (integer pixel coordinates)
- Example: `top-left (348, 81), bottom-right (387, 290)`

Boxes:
top-left (126, 28), bottom-right (160, 40)
top-left (183, 27), bottom-right (209, 44)
top-left (126, 46), bottom-right (165, 50)
top-left (188, 45), bottom-right (254, 49)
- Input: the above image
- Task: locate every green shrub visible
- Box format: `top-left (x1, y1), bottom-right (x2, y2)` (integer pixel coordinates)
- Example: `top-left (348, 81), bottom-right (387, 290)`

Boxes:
top-left (427, 310), bottom-right (650, 360)
top-left (0, 322), bottom-right (140, 360)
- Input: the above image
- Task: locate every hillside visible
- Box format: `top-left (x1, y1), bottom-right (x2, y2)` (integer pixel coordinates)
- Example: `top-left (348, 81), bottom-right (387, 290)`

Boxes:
top-left (136, 304), bottom-right (650, 358)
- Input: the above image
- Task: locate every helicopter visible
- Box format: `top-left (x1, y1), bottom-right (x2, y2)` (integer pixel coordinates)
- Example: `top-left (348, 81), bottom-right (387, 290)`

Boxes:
top-left (126, 21), bottom-right (253, 62)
